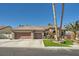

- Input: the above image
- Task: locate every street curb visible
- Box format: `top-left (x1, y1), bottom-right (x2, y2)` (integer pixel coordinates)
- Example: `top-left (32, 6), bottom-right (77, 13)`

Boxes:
top-left (0, 46), bottom-right (79, 50)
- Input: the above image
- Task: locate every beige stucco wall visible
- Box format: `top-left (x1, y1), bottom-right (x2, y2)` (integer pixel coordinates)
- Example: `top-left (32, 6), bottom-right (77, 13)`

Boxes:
top-left (31, 32), bottom-right (34, 39)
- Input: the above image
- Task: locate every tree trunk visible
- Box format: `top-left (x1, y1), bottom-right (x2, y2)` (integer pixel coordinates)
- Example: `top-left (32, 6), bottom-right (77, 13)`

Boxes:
top-left (59, 3), bottom-right (64, 40)
top-left (72, 31), bottom-right (76, 41)
top-left (52, 3), bottom-right (58, 41)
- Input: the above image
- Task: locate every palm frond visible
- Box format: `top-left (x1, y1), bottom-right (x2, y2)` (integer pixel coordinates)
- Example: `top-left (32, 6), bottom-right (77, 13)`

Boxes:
top-left (65, 20), bottom-right (79, 31)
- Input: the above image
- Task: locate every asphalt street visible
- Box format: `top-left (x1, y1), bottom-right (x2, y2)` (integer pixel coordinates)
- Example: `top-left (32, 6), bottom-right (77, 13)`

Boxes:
top-left (0, 47), bottom-right (79, 56)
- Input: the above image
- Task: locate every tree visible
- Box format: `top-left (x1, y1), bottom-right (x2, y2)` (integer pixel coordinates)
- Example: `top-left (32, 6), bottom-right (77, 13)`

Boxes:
top-left (48, 23), bottom-right (52, 28)
top-left (52, 3), bottom-right (58, 41)
top-left (65, 20), bottom-right (79, 41)
top-left (59, 3), bottom-right (64, 39)
top-left (47, 23), bottom-right (54, 39)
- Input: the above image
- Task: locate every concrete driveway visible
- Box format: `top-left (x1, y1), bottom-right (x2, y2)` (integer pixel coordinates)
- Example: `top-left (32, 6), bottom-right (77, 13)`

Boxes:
top-left (0, 39), bottom-right (44, 47)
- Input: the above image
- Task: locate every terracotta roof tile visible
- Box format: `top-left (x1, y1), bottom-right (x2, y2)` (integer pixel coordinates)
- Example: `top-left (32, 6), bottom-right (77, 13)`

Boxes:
top-left (0, 26), bottom-right (12, 30)
top-left (13, 26), bottom-right (48, 31)
top-left (0, 26), bottom-right (7, 30)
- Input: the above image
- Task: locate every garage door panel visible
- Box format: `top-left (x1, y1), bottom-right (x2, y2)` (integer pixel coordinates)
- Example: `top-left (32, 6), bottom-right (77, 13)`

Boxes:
top-left (15, 32), bottom-right (31, 39)
top-left (34, 33), bottom-right (42, 39)
top-left (19, 36), bottom-right (31, 39)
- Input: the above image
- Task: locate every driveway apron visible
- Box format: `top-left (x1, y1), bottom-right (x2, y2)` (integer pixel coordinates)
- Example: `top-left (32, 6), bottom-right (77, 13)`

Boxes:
top-left (0, 39), bottom-right (44, 47)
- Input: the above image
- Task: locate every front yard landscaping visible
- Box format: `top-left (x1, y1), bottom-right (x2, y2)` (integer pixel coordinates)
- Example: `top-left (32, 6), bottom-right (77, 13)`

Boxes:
top-left (43, 39), bottom-right (73, 47)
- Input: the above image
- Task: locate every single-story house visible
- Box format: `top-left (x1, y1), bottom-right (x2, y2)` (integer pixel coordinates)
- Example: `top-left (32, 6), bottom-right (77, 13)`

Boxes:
top-left (0, 25), bottom-right (61, 39)
top-left (13, 26), bottom-right (48, 39)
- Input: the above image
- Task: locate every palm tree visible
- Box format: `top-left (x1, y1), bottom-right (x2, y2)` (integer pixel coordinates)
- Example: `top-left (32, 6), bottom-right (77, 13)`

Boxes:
top-left (65, 20), bottom-right (79, 41)
top-left (59, 3), bottom-right (64, 39)
top-left (48, 23), bottom-right (52, 28)
top-left (52, 3), bottom-right (58, 41)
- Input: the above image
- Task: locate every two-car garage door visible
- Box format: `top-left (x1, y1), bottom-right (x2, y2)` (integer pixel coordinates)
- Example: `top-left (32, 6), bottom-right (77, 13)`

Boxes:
top-left (15, 32), bottom-right (31, 39)
top-left (15, 32), bottom-right (42, 39)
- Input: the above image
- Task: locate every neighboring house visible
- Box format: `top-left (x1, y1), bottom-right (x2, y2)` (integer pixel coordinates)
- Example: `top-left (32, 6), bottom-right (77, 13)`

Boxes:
top-left (0, 26), bottom-right (14, 39)
top-left (64, 31), bottom-right (79, 39)
top-left (76, 31), bottom-right (79, 40)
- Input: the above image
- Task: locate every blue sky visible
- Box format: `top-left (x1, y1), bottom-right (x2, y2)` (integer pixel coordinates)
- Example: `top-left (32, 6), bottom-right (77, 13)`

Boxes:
top-left (0, 3), bottom-right (79, 27)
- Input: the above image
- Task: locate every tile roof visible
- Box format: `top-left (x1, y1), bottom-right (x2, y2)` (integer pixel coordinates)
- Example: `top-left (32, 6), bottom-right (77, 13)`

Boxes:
top-left (13, 26), bottom-right (48, 31)
top-left (0, 26), bottom-right (7, 30)
top-left (0, 26), bottom-right (12, 33)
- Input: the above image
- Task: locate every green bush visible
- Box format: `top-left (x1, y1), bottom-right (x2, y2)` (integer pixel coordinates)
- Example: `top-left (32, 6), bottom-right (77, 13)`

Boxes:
top-left (63, 39), bottom-right (73, 45)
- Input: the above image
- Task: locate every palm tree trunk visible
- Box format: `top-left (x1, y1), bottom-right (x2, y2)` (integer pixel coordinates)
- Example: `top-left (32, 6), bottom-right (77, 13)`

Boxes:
top-left (59, 3), bottom-right (64, 39)
top-left (52, 3), bottom-right (58, 41)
